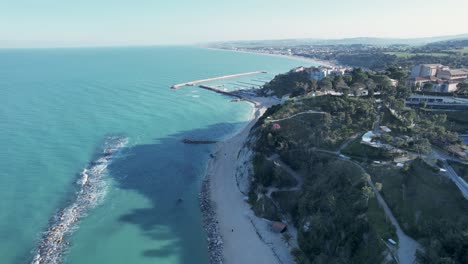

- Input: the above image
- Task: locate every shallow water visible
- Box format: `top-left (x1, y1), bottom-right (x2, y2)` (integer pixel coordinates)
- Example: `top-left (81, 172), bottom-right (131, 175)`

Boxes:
top-left (0, 46), bottom-right (315, 264)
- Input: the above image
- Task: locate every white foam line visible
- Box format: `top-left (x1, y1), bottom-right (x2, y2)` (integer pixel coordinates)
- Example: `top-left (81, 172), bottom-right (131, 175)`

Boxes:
top-left (31, 136), bottom-right (128, 264)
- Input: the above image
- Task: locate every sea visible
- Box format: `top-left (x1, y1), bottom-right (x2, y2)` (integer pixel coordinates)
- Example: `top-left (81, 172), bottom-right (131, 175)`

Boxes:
top-left (0, 46), bottom-right (314, 264)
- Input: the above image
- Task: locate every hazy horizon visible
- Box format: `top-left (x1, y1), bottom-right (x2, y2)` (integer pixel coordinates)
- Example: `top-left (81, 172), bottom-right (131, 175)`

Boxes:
top-left (1, 0), bottom-right (468, 48)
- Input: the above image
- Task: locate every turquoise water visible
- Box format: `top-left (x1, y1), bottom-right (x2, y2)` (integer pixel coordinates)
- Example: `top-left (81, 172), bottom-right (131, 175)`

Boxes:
top-left (0, 46), bottom-right (313, 264)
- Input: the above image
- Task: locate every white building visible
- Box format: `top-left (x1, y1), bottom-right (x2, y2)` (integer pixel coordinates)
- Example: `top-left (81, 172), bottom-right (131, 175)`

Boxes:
top-left (306, 66), bottom-right (348, 81)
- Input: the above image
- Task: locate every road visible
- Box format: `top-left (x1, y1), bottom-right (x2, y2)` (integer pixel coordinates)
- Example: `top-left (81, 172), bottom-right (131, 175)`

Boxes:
top-left (429, 148), bottom-right (468, 199)
top-left (265, 155), bottom-right (304, 197)
top-left (313, 138), bottom-right (423, 264)
top-left (442, 160), bottom-right (468, 199)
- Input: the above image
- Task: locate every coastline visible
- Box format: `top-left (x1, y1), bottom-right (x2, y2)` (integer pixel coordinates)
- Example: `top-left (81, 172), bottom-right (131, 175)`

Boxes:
top-left (200, 96), bottom-right (295, 264)
top-left (203, 46), bottom-right (339, 68)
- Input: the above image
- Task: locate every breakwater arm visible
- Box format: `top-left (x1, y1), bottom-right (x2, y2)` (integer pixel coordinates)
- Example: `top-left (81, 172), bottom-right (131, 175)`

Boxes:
top-left (171, 71), bottom-right (266, 89)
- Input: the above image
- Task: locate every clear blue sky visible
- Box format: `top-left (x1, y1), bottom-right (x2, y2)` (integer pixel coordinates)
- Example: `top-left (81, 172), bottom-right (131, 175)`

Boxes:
top-left (0, 0), bottom-right (467, 48)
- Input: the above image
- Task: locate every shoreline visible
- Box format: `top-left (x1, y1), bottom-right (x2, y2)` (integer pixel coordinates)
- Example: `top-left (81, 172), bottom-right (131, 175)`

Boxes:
top-left (203, 46), bottom-right (339, 68)
top-left (200, 96), bottom-right (293, 264)
top-left (199, 98), bottom-right (261, 264)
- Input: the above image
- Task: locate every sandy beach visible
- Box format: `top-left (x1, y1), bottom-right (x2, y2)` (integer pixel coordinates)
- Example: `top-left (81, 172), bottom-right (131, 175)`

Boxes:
top-left (201, 97), bottom-right (293, 264)
top-left (204, 46), bottom-right (339, 67)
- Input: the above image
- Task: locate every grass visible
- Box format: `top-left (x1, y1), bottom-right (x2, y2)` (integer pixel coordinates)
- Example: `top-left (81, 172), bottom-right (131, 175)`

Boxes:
top-left (447, 160), bottom-right (468, 182)
top-left (385, 52), bottom-right (450, 58)
top-left (445, 47), bottom-right (468, 54)
top-left (367, 159), bottom-right (468, 238)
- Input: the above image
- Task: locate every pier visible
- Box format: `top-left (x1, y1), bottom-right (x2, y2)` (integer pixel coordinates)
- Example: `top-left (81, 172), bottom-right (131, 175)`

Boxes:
top-left (199, 85), bottom-right (243, 98)
top-left (170, 71), bottom-right (266, 89)
top-left (182, 139), bottom-right (218, 144)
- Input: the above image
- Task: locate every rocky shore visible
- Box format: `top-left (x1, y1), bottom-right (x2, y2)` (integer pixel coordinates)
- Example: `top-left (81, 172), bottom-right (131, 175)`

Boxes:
top-left (199, 173), bottom-right (224, 264)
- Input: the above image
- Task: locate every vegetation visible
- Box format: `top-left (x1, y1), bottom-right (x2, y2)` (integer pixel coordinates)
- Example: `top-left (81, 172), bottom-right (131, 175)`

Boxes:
top-left (384, 51), bottom-right (450, 58)
top-left (255, 96), bottom-right (377, 152)
top-left (341, 139), bottom-right (392, 161)
top-left (248, 94), bottom-right (395, 263)
top-left (447, 160), bottom-right (468, 182)
top-left (260, 71), bottom-right (314, 98)
top-left (250, 149), bottom-right (391, 263)
top-left (367, 159), bottom-right (468, 263)
top-left (445, 110), bottom-right (468, 132)
top-left (228, 39), bottom-right (468, 71)
top-left (248, 66), bottom-right (468, 264)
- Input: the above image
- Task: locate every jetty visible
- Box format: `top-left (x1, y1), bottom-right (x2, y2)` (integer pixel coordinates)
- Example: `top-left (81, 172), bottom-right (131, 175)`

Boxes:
top-left (198, 85), bottom-right (243, 98)
top-left (171, 71), bottom-right (266, 89)
top-left (182, 139), bottom-right (218, 144)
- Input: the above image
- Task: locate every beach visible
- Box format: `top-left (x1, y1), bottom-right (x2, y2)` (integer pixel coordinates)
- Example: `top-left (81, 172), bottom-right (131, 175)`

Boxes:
top-left (201, 97), bottom-right (295, 264)
top-left (204, 46), bottom-right (338, 67)
top-left (0, 46), bottom-right (307, 264)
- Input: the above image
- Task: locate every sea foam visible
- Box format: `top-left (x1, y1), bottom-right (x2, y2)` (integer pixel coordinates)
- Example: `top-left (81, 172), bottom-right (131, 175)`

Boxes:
top-left (31, 136), bottom-right (128, 264)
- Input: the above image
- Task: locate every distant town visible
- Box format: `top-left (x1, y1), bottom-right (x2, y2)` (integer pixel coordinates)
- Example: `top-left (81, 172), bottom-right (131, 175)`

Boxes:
top-left (207, 37), bottom-right (468, 264)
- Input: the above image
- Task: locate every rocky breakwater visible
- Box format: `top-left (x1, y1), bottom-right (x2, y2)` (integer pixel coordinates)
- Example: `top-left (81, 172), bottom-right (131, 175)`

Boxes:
top-left (200, 172), bottom-right (224, 264)
top-left (31, 136), bottom-right (128, 264)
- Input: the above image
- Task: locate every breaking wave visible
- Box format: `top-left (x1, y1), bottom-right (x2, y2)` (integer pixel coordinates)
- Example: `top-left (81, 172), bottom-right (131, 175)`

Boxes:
top-left (31, 136), bottom-right (128, 264)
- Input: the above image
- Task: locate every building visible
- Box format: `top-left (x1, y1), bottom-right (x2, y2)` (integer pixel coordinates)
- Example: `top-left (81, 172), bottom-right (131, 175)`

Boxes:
top-left (291, 66), bottom-right (305, 73)
top-left (390, 79), bottom-right (399, 87)
top-left (410, 64), bottom-right (448, 78)
top-left (405, 94), bottom-right (468, 110)
top-left (407, 64), bottom-right (467, 92)
top-left (405, 76), bottom-right (437, 88)
top-left (306, 66), bottom-right (349, 81)
top-left (307, 66), bottom-right (333, 81)
top-left (435, 81), bottom-right (461, 93)
top-left (437, 69), bottom-right (468, 81)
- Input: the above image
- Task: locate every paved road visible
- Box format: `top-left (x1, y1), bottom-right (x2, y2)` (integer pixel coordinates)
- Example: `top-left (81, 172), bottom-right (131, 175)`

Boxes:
top-left (442, 160), bottom-right (468, 199)
top-left (430, 148), bottom-right (468, 199)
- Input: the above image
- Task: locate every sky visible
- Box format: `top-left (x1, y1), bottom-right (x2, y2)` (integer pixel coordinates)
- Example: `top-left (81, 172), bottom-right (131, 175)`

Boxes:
top-left (0, 0), bottom-right (467, 48)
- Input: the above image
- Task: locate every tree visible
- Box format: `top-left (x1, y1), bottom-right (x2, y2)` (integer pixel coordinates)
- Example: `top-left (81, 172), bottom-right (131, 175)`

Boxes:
top-left (362, 185), bottom-right (374, 206)
top-left (352, 68), bottom-right (368, 83)
top-left (422, 82), bottom-right (434, 92)
top-left (456, 82), bottom-right (468, 95)
top-left (414, 138), bottom-right (431, 155)
top-left (415, 82), bottom-right (421, 91)
top-left (365, 79), bottom-right (376, 96)
top-left (375, 182), bottom-right (383, 192)
top-left (386, 66), bottom-right (408, 81)
top-left (343, 75), bottom-right (353, 85)
top-left (309, 79), bottom-right (318, 91)
top-left (318, 78), bottom-right (333, 91)
top-left (395, 84), bottom-right (412, 99)
top-left (372, 75), bottom-right (392, 95)
top-left (282, 233), bottom-right (292, 246)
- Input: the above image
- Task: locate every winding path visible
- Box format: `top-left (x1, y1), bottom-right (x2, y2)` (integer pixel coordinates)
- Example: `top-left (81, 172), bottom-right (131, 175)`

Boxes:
top-left (265, 110), bottom-right (325, 123)
top-left (265, 154), bottom-right (304, 197)
top-left (315, 138), bottom-right (423, 264)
